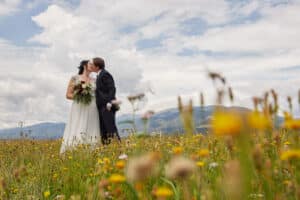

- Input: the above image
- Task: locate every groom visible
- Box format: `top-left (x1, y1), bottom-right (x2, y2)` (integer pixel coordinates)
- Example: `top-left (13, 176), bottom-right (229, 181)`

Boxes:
top-left (89, 57), bottom-right (121, 145)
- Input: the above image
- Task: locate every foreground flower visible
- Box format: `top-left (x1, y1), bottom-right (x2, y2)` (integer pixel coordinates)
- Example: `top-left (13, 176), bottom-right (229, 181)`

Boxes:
top-left (248, 111), bottom-right (272, 130)
top-left (172, 146), bottom-right (183, 155)
top-left (211, 111), bottom-right (242, 136)
top-left (109, 174), bottom-right (126, 184)
top-left (126, 152), bottom-right (160, 182)
top-left (196, 161), bottom-right (205, 167)
top-left (283, 119), bottom-right (300, 130)
top-left (153, 186), bottom-right (173, 198)
top-left (165, 156), bottom-right (196, 180)
top-left (118, 153), bottom-right (128, 160)
top-left (115, 160), bottom-right (126, 169)
top-left (44, 190), bottom-right (50, 198)
top-left (280, 150), bottom-right (300, 161)
top-left (198, 149), bottom-right (209, 157)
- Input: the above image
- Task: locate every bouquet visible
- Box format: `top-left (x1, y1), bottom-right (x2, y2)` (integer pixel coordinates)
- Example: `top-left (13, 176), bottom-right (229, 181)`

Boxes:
top-left (73, 81), bottom-right (93, 105)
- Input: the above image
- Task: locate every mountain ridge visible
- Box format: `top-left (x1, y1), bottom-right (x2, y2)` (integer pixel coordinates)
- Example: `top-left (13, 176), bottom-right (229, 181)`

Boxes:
top-left (0, 106), bottom-right (282, 139)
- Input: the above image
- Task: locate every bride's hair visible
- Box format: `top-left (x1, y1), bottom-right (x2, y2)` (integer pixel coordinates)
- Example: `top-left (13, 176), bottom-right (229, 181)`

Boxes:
top-left (78, 60), bottom-right (89, 75)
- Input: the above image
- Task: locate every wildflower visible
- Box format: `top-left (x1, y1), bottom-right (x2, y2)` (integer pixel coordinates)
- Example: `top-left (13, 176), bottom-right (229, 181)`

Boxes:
top-left (208, 162), bottom-right (219, 169)
top-left (141, 110), bottom-right (155, 120)
top-left (211, 111), bottom-right (242, 136)
top-left (248, 111), bottom-right (272, 130)
top-left (178, 97), bottom-right (195, 135)
top-left (134, 182), bottom-right (143, 191)
top-left (172, 146), bottom-right (183, 155)
top-left (52, 173), bottom-right (58, 179)
top-left (127, 93), bottom-right (145, 102)
top-left (108, 174), bottom-right (126, 184)
top-left (198, 149), bottom-right (209, 157)
top-left (196, 161), bottom-right (205, 167)
top-left (284, 141), bottom-right (291, 145)
top-left (283, 118), bottom-right (300, 130)
top-left (165, 156), bottom-right (196, 180)
top-left (252, 97), bottom-right (263, 111)
top-left (126, 152), bottom-right (160, 182)
top-left (44, 190), bottom-right (50, 198)
top-left (118, 153), bottom-right (128, 160)
top-left (103, 157), bottom-right (110, 165)
top-left (153, 186), bottom-right (173, 198)
top-left (115, 160), bottom-right (126, 169)
top-left (280, 150), bottom-right (300, 161)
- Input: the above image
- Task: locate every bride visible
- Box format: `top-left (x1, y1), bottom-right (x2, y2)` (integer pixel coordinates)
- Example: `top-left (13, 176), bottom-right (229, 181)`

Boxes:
top-left (60, 60), bottom-right (100, 154)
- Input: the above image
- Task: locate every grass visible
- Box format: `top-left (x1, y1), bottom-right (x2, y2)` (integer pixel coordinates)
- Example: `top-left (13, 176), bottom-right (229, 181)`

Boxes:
top-left (0, 126), bottom-right (300, 199)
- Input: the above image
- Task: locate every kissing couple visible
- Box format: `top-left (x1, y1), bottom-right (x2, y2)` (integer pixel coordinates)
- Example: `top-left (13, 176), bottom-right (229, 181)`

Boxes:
top-left (60, 57), bottom-right (121, 154)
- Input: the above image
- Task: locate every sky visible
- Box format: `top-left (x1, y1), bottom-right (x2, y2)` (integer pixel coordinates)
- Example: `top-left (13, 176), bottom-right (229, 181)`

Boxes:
top-left (0, 0), bottom-right (300, 129)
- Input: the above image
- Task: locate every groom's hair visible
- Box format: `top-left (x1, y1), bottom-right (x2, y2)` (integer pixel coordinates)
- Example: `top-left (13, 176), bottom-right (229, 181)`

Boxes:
top-left (93, 57), bottom-right (105, 69)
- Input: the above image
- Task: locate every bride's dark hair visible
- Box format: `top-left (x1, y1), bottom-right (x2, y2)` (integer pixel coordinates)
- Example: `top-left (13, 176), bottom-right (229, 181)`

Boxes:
top-left (78, 60), bottom-right (89, 75)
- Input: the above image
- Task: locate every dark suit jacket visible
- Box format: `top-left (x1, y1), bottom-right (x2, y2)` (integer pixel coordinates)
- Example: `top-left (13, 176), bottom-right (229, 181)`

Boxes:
top-left (95, 69), bottom-right (116, 107)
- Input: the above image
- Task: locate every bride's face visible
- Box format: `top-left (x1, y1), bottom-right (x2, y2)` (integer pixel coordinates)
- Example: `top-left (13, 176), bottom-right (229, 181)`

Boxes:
top-left (87, 61), bottom-right (94, 72)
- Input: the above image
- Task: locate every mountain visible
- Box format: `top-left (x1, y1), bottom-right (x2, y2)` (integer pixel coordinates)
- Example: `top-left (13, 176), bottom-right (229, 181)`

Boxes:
top-left (0, 122), bottom-right (65, 139)
top-left (0, 106), bottom-right (283, 139)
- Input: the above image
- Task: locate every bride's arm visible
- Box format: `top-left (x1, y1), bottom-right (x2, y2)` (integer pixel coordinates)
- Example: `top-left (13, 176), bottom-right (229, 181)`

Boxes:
top-left (66, 77), bottom-right (75, 100)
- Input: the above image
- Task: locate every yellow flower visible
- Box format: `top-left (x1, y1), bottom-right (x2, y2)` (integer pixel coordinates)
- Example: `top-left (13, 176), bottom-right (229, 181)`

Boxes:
top-left (172, 146), bottom-right (183, 155)
top-left (52, 173), bottom-right (58, 179)
top-left (198, 149), bottom-right (209, 157)
top-left (248, 111), bottom-right (272, 130)
top-left (284, 141), bottom-right (291, 145)
top-left (284, 111), bottom-right (293, 121)
top-left (283, 119), bottom-right (300, 130)
top-left (211, 111), bottom-right (242, 136)
top-left (280, 150), bottom-right (300, 160)
top-left (97, 158), bottom-right (103, 164)
top-left (196, 161), bottom-right (205, 167)
top-left (115, 160), bottom-right (126, 169)
top-left (44, 190), bottom-right (50, 198)
top-left (108, 174), bottom-right (126, 183)
top-left (154, 187), bottom-right (173, 198)
top-left (103, 157), bottom-right (110, 164)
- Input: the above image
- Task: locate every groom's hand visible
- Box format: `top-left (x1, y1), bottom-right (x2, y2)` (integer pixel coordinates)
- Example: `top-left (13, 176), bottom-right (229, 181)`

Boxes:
top-left (106, 102), bottom-right (112, 111)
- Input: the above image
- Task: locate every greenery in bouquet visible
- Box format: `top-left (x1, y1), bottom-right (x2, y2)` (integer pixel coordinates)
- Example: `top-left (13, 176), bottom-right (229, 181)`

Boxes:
top-left (73, 81), bottom-right (93, 105)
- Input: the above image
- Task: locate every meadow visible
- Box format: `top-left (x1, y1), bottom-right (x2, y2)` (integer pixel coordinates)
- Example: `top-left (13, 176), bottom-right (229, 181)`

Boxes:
top-left (1, 73), bottom-right (300, 200)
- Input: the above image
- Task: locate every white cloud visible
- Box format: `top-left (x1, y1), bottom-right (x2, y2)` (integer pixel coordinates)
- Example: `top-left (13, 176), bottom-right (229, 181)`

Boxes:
top-left (0, 0), bottom-right (21, 16)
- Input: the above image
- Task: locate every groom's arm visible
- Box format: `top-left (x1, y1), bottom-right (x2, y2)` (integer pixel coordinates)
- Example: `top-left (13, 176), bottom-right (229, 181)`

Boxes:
top-left (101, 72), bottom-right (116, 103)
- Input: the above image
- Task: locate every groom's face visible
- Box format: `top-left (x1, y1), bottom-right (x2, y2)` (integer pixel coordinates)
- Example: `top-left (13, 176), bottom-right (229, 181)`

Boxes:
top-left (88, 61), bottom-right (97, 72)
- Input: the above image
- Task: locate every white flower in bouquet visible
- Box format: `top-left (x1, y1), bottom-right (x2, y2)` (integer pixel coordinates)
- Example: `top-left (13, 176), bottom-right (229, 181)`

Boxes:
top-left (73, 81), bottom-right (93, 105)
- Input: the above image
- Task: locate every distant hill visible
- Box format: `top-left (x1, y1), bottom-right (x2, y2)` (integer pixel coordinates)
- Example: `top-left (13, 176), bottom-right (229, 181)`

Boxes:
top-left (0, 106), bottom-right (283, 139)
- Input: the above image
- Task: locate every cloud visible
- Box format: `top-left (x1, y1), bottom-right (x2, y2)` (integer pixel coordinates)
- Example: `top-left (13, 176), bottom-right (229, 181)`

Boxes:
top-left (0, 0), bottom-right (21, 16)
top-left (1, 0), bottom-right (300, 128)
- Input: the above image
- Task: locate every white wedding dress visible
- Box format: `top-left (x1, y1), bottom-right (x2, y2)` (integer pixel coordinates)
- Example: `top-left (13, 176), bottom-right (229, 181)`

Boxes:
top-left (60, 74), bottom-right (100, 154)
